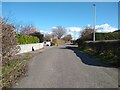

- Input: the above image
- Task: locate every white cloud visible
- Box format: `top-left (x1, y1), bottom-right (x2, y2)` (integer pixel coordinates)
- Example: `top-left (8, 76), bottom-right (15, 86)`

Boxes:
top-left (96, 24), bottom-right (118, 32)
top-left (51, 26), bottom-right (82, 32)
top-left (40, 30), bottom-right (45, 34)
top-left (65, 27), bottom-right (82, 32)
top-left (48, 31), bottom-right (52, 34)
top-left (65, 27), bottom-right (82, 40)
top-left (52, 27), bottom-right (57, 29)
top-left (40, 30), bottom-right (52, 35)
top-left (87, 24), bottom-right (91, 27)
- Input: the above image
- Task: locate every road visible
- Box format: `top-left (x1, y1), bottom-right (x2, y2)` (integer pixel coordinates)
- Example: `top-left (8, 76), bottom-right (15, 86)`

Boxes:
top-left (14, 45), bottom-right (118, 88)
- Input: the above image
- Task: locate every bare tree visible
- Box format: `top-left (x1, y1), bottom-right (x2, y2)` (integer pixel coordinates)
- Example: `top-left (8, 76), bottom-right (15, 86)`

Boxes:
top-left (20, 25), bottom-right (38, 35)
top-left (52, 26), bottom-right (66, 39)
top-left (81, 26), bottom-right (93, 37)
top-left (62, 34), bottom-right (72, 42)
top-left (14, 24), bottom-right (23, 34)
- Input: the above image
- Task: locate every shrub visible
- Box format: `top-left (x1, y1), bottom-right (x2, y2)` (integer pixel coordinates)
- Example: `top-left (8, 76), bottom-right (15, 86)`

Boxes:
top-left (77, 32), bottom-right (120, 44)
top-left (2, 22), bottom-right (20, 58)
top-left (16, 34), bottom-right (39, 44)
top-left (51, 42), bottom-right (56, 46)
top-left (30, 32), bottom-right (44, 43)
top-left (80, 40), bottom-right (120, 66)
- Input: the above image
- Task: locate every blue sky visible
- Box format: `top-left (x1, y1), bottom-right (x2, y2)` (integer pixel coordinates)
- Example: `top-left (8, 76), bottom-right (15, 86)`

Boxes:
top-left (2, 2), bottom-right (118, 39)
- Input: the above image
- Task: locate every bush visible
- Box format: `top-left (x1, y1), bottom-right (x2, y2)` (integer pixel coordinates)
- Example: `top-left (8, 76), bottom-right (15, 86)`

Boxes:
top-left (2, 22), bottom-right (20, 58)
top-left (79, 40), bottom-right (120, 66)
top-left (16, 34), bottom-right (39, 44)
top-left (29, 32), bottom-right (44, 43)
top-left (77, 32), bottom-right (120, 44)
top-left (51, 42), bottom-right (56, 46)
top-left (84, 41), bottom-right (119, 55)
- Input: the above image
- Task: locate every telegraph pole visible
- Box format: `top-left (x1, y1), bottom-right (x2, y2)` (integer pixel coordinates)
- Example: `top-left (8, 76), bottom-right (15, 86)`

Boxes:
top-left (93, 4), bottom-right (96, 41)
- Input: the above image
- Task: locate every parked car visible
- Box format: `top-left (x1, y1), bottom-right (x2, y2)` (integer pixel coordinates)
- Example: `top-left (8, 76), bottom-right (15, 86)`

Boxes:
top-left (44, 41), bottom-right (51, 46)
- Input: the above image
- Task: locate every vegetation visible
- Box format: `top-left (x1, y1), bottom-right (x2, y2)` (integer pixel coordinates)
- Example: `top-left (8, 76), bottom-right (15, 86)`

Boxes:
top-left (51, 41), bottom-right (56, 46)
top-left (80, 26), bottom-right (93, 37)
top-left (52, 26), bottom-right (66, 39)
top-left (2, 53), bottom-right (32, 88)
top-left (2, 23), bottom-right (20, 57)
top-left (20, 25), bottom-right (38, 35)
top-left (79, 40), bottom-right (119, 66)
top-left (30, 32), bottom-right (44, 43)
top-left (62, 34), bottom-right (72, 43)
top-left (16, 34), bottom-right (39, 44)
top-left (77, 32), bottom-right (120, 43)
top-left (2, 20), bottom-right (21, 64)
top-left (1, 17), bottom-right (41, 88)
top-left (77, 27), bottom-right (120, 66)
top-left (77, 26), bottom-right (120, 44)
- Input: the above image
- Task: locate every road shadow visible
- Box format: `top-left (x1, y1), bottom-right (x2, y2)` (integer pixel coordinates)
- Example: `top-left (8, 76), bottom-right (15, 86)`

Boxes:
top-left (60, 45), bottom-right (116, 68)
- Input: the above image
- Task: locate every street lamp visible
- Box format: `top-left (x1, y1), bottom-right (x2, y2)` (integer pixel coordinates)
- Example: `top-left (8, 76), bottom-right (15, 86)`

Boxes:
top-left (73, 29), bottom-right (76, 44)
top-left (74, 30), bottom-right (75, 41)
top-left (93, 4), bottom-right (96, 41)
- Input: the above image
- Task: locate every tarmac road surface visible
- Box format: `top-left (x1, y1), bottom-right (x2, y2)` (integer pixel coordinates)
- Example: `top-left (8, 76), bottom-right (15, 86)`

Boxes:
top-left (14, 45), bottom-right (118, 88)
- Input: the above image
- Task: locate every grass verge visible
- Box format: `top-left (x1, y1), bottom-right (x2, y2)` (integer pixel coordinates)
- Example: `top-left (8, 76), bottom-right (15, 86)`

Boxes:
top-left (78, 47), bottom-right (118, 67)
top-left (2, 53), bottom-right (32, 88)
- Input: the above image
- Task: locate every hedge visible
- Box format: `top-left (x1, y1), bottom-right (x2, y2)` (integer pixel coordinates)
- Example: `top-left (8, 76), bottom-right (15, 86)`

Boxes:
top-left (77, 32), bottom-right (120, 43)
top-left (80, 40), bottom-right (120, 66)
top-left (16, 34), bottom-right (39, 44)
top-left (29, 32), bottom-right (44, 43)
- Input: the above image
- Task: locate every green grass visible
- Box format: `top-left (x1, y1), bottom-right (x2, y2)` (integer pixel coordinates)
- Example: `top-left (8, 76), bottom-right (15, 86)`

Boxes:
top-left (79, 47), bottom-right (118, 67)
top-left (2, 53), bottom-right (32, 88)
top-left (97, 54), bottom-right (118, 65)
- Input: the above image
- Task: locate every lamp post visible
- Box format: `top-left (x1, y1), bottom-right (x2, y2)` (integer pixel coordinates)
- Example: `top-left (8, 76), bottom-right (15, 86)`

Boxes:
top-left (73, 29), bottom-right (75, 44)
top-left (93, 4), bottom-right (96, 41)
top-left (74, 30), bottom-right (75, 41)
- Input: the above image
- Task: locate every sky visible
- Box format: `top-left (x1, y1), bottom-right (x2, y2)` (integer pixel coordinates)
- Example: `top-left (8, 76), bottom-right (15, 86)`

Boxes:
top-left (2, 2), bottom-right (118, 39)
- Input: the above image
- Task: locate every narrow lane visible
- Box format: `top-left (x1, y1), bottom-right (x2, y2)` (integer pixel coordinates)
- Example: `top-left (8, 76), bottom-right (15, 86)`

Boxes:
top-left (14, 45), bottom-right (118, 88)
